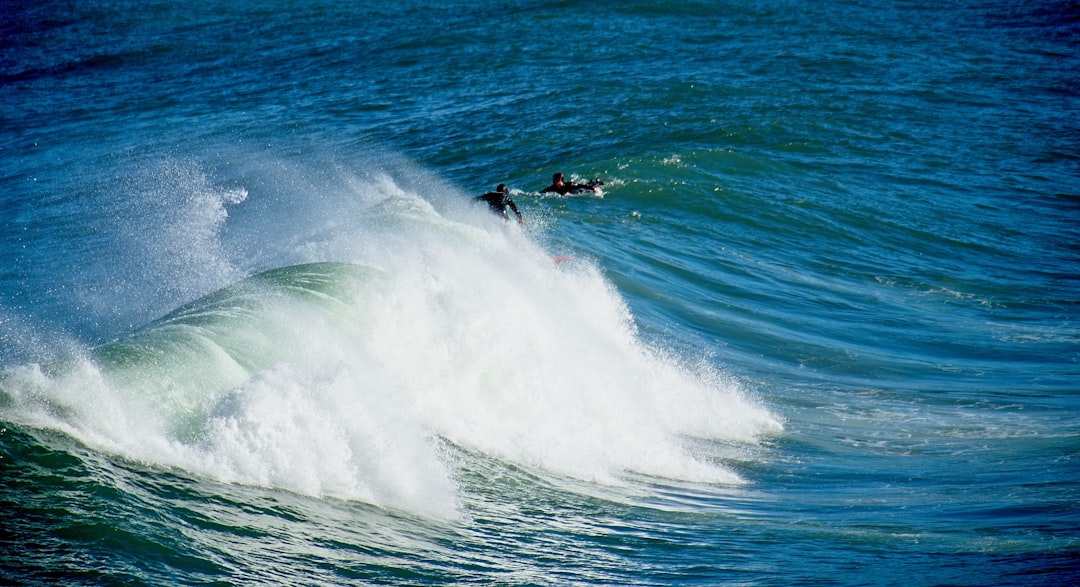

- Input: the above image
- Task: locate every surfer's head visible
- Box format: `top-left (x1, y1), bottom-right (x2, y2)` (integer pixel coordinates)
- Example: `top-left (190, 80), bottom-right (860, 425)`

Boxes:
top-left (552, 173), bottom-right (564, 184)
top-left (496, 183), bottom-right (507, 193)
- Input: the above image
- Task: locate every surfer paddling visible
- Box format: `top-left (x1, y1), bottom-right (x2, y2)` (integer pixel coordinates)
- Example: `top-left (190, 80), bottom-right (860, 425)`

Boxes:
top-left (475, 183), bottom-right (524, 225)
top-left (540, 172), bottom-right (603, 195)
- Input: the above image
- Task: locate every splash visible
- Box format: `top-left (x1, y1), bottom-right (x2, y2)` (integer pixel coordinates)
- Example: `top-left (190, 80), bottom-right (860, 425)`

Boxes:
top-left (0, 156), bottom-right (782, 518)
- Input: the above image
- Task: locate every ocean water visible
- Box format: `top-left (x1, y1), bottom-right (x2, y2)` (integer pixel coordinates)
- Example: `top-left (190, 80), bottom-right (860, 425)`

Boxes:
top-left (2, 0), bottom-right (1078, 585)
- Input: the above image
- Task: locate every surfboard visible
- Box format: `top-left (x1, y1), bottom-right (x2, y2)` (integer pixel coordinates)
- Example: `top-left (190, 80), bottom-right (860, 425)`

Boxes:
top-left (566, 186), bottom-right (603, 197)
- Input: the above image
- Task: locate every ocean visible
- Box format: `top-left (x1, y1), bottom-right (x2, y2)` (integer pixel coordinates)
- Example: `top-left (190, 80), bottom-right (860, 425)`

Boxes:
top-left (2, 0), bottom-right (1078, 585)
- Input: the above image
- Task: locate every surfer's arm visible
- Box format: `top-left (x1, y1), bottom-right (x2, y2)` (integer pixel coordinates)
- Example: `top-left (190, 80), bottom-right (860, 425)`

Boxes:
top-left (507, 199), bottom-right (524, 224)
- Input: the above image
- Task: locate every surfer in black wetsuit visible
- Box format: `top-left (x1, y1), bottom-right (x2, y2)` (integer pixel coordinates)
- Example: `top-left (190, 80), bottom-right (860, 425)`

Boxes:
top-left (475, 184), bottom-right (524, 225)
top-left (540, 172), bottom-right (603, 195)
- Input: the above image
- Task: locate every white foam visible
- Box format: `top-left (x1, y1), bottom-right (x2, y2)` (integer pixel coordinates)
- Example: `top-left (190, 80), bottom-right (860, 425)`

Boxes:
top-left (0, 158), bottom-right (782, 518)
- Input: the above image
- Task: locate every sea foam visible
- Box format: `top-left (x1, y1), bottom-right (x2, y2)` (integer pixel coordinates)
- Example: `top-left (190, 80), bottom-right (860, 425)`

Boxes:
top-left (0, 157), bottom-right (781, 518)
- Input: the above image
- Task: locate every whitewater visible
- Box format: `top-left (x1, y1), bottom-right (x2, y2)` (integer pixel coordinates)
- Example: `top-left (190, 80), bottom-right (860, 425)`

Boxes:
top-left (1, 156), bottom-right (780, 518)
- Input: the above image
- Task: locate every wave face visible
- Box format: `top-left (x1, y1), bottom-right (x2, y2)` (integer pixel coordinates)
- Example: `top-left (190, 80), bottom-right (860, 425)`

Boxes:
top-left (1, 163), bottom-right (780, 519)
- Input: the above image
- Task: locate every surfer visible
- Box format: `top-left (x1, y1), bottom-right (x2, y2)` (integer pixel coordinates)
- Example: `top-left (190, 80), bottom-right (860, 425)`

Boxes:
top-left (474, 184), bottom-right (524, 225)
top-left (540, 172), bottom-right (603, 195)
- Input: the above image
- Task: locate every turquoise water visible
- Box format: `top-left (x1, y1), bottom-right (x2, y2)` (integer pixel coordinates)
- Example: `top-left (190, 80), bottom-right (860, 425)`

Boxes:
top-left (2, 1), bottom-right (1079, 585)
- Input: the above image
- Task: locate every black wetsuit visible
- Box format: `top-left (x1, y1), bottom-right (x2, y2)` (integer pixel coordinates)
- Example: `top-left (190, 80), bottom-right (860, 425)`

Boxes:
top-left (539, 184), bottom-right (574, 195)
top-left (475, 191), bottom-right (523, 221)
top-left (540, 179), bottom-right (602, 195)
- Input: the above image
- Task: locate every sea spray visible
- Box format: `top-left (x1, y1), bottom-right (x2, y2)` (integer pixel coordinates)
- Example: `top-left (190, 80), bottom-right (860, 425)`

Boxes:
top-left (0, 163), bottom-right (781, 519)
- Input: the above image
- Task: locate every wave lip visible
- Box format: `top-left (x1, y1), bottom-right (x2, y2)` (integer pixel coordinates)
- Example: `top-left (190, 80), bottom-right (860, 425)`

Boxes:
top-left (1, 186), bottom-right (780, 518)
top-left (87, 262), bottom-right (384, 437)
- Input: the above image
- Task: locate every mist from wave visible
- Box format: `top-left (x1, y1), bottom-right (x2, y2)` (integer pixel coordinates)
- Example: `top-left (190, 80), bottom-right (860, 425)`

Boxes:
top-left (0, 153), bottom-right (782, 519)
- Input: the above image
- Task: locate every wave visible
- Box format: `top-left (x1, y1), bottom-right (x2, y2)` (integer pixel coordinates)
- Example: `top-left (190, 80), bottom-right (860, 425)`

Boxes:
top-left (0, 159), bottom-right (781, 518)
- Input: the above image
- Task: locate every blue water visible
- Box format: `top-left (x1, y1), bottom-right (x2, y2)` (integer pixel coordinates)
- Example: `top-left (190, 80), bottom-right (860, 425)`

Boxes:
top-left (3, 1), bottom-right (1079, 585)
